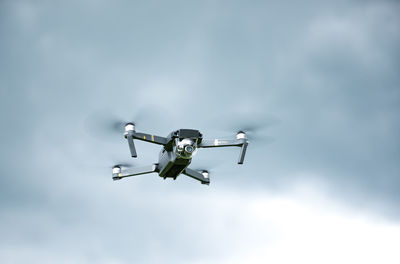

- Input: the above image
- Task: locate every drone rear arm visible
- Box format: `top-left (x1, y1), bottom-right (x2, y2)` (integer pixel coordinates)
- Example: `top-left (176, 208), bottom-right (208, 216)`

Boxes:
top-left (113, 164), bottom-right (158, 180)
top-left (199, 138), bottom-right (248, 164)
top-left (183, 168), bottom-right (210, 185)
top-left (199, 139), bottom-right (242, 148)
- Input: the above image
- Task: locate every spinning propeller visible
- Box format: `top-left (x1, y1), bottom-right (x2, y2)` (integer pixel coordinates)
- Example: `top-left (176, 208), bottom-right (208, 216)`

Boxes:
top-left (214, 112), bottom-right (278, 143)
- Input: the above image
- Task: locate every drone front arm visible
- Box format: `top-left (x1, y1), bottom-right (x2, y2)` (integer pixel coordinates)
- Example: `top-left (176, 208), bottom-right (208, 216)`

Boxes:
top-left (199, 138), bottom-right (248, 164)
top-left (199, 139), bottom-right (242, 148)
top-left (124, 123), bottom-right (168, 158)
top-left (131, 132), bottom-right (168, 145)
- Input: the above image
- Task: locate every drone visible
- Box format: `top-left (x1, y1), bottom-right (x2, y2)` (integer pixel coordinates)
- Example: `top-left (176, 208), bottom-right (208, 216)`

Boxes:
top-left (112, 123), bottom-right (249, 185)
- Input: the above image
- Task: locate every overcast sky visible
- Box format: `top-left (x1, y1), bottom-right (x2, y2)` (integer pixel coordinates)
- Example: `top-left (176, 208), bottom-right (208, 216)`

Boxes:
top-left (1, 0), bottom-right (400, 263)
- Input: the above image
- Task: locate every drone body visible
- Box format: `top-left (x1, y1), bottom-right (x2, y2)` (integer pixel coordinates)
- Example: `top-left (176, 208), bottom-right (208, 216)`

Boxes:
top-left (112, 123), bottom-right (248, 185)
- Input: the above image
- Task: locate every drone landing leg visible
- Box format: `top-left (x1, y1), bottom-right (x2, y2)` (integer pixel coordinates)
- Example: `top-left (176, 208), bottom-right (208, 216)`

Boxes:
top-left (183, 168), bottom-right (210, 185)
top-left (113, 164), bottom-right (158, 180)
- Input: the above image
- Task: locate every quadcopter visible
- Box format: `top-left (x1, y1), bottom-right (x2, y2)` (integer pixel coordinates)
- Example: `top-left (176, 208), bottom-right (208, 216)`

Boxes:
top-left (112, 123), bottom-right (249, 185)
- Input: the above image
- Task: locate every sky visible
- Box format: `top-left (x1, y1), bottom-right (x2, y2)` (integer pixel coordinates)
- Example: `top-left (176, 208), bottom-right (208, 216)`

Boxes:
top-left (1, 0), bottom-right (400, 263)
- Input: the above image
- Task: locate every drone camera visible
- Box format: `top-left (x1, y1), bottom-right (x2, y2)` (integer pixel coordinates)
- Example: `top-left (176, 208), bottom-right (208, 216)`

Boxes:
top-left (175, 138), bottom-right (197, 159)
top-left (185, 145), bottom-right (194, 153)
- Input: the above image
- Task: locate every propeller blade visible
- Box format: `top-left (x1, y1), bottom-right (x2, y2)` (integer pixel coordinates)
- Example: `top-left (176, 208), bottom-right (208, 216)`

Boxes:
top-left (111, 163), bottom-right (134, 168)
top-left (190, 158), bottom-right (221, 173)
top-left (84, 106), bottom-right (158, 141)
top-left (208, 112), bottom-right (279, 142)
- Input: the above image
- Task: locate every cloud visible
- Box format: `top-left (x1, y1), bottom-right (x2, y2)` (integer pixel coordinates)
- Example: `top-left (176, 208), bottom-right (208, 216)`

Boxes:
top-left (1, 184), bottom-right (400, 264)
top-left (1, 0), bottom-right (400, 262)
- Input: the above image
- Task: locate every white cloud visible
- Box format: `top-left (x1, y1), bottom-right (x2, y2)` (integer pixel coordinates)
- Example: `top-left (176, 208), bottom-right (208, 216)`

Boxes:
top-left (2, 178), bottom-right (399, 264)
top-left (185, 185), bottom-right (400, 264)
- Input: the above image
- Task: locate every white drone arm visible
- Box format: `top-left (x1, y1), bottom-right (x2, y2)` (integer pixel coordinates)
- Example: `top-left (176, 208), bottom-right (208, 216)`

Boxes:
top-left (182, 168), bottom-right (210, 185)
top-left (198, 132), bottom-right (249, 164)
top-left (112, 164), bottom-right (158, 180)
top-left (124, 123), bottom-right (168, 158)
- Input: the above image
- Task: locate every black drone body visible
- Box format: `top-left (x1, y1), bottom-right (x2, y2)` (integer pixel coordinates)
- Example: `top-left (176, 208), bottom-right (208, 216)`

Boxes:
top-left (112, 123), bottom-right (248, 185)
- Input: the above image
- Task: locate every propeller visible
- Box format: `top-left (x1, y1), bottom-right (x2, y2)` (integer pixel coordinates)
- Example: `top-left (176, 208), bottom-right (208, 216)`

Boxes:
top-left (234, 118), bottom-right (277, 141)
top-left (111, 162), bottom-right (136, 180)
top-left (111, 163), bottom-right (133, 169)
top-left (208, 112), bottom-right (279, 143)
top-left (84, 109), bottom-right (147, 141)
top-left (190, 158), bottom-right (221, 178)
top-left (84, 106), bottom-right (164, 141)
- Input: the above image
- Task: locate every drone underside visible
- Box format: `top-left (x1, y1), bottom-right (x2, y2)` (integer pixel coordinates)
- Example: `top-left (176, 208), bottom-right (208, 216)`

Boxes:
top-left (112, 124), bottom-right (248, 185)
